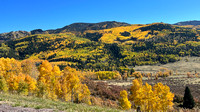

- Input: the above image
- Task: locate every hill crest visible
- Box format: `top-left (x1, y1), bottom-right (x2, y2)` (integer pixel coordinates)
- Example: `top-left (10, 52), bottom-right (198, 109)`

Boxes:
top-left (174, 20), bottom-right (200, 26)
top-left (0, 21), bottom-right (130, 41)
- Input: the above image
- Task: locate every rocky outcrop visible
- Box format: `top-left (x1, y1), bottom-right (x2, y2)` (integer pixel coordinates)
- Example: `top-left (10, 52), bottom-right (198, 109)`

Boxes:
top-left (0, 31), bottom-right (30, 41)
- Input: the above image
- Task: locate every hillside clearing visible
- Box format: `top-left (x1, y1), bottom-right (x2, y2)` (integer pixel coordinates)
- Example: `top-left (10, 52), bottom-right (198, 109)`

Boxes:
top-left (134, 57), bottom-right (200, 75)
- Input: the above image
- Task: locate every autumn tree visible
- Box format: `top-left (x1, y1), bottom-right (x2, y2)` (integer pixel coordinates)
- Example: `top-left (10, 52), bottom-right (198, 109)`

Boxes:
top-left (21, 59), bottom-right (39, 79)
top-left (38, 60), bottom-right (60, 100)
top-left (24, 75), bottom-right (37, 94)
top-left (134, 83), bottom-right (157, 111)
top-left (129, 79), bottom-right (142, 101)
top-left (0, 58), bottom-right (22, 80)
top-left (0, 58), bottom-right (91, 105)
top-left (130, 79), bottom-right (174, 111)
top-left (38, 60), bottom-right (52, 84)
top-left (153, 83), bottom-right (174, 111)
top-left (60, 66), bottom-right (91, 104)
top-left (0, 75), bottom-right (8, 92)
top-left (119, 90), bottom-right (131, 110)
top-left (0, 58), bottom-right (32, 95)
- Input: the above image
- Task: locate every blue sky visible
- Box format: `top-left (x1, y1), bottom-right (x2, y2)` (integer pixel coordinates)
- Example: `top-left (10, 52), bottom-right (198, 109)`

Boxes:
top-left (0, 0), bottom-right (200, 33)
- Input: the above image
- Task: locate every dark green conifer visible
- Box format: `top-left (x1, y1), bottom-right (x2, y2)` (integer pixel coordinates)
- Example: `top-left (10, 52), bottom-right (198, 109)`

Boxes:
top-left (183, 86), bottom-right (195, 109)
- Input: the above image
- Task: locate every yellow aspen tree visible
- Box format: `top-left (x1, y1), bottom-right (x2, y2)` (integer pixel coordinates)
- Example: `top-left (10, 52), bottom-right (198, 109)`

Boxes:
top-left (119, 90), bottom-right (131, 110)
top-left (38, 60), bottom-right (61, 100)
top-left (0, 58), bottom-right (22, 92)
top-left (47, 65), bottom-right (62, 100)
top-left (61, 67), bottom-right (80, 102)
top-left (134, 83), bottom-right (158, 111)
top-left (60, 66), bottom-right (91, 104)
top-left (7, 75), bottom-right (19, 91)
top-left (0, 58), bottom-right (22, 80)
top-left (38, 60), bottom-right (52, 84)
top-left (24, 75), bottom-right (37, 93)
top-left (0, 75), bottom-right (8, 92)
top-left (0, 58), bottom-right (6, 77)
top-left (76, 84), bottom-right (91, 105)
top-left (129, 79), bottom-right (142, 101)
top-left (52, 65), bottom-right (61, 76)
top-left (153, 83), bottom-right (174, 111)
top-left (130, 80), bottom-right (174, 112)
top-left (8, 73), bottom-right (26, 92)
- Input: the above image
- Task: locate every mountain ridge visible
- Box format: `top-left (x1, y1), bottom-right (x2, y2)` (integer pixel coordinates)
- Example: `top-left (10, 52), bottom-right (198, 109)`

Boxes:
top-left (174, 20), bottom-right (200, 26)
top-left (0, 21), bottom-right (130, 42)
top-left (1, 20), bottom-right (200, 42)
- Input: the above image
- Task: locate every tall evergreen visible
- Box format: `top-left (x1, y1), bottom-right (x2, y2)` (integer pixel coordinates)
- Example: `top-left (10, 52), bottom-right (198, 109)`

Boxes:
top-left (183, 86), bottom-right (195, 109)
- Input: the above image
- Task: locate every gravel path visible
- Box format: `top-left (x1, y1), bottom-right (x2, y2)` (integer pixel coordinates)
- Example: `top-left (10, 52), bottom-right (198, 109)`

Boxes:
top-left (0, 104), bottom-right (54, 112)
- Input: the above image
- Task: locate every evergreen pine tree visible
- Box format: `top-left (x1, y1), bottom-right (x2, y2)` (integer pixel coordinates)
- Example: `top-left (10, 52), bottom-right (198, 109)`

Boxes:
top-left (183, 86), bottom-right (195, 109)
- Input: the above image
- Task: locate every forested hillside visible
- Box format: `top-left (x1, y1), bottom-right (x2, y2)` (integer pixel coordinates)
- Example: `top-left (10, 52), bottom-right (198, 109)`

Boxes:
top-left (0, 23), bottom-right (200, 71)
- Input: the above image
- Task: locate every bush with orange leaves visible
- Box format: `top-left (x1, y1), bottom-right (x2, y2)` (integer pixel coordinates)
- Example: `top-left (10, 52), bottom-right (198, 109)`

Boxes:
top-left (187, 72), bottom-right (193, 78)
top-left (131, 72), bottom-right (143, 79)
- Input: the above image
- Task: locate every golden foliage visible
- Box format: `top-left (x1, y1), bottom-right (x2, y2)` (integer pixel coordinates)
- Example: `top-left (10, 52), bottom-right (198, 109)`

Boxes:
top-left (129, 79), bottom-right (142, 101)
top-left (130, 79), bottom-right (174, 111)
top-left (95, 71), bottom-right (121, 80)
top-left (153, 83), bottom-right (174, 111)
top-left (118, 90), bottom-right (131, 110)
top-left (0, 58), bottom-right (91, 105)
top-left (0, 75), bottom-right (8, 92)
top-left (60, 67), bottom-right (91, 104)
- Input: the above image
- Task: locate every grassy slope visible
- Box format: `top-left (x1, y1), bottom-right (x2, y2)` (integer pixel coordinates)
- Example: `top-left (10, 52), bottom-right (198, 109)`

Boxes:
top-left (0, 93), bottom-right (122, 112)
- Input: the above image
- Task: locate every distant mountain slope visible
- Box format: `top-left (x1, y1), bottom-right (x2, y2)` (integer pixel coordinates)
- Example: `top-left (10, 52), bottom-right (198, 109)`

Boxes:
top-left (1, 23), bottom-right (200, 70)
top-left (174, 20), bottom-right (200, 26)
top-left (0, 21), bottom-right (130, 41)
top-left (0, 31), bottom-right (30, 42)
top-left (83, 23), bottom-right (179, 43)
top-left (46, 21), bottom-right (130, 34)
